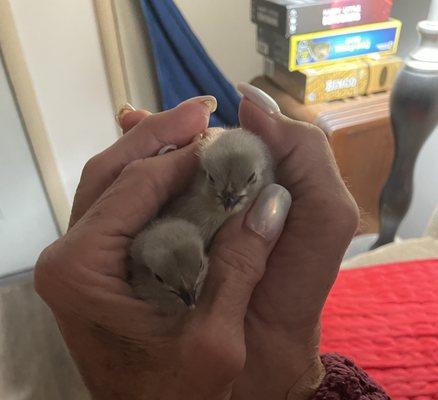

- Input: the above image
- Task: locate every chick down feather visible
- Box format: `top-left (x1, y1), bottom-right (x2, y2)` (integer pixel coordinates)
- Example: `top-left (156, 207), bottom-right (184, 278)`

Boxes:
top-left (129, 128), bottom-right (274, 313)
top-left (130, 218), bottom-right (208, 315)
top-left (166, 128), bottom-right (274, 245)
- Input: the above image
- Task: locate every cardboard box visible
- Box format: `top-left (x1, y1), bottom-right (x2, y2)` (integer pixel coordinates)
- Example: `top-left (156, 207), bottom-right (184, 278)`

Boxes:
top-left (265, 56), bottom-right (403, 104)
top-left (366, 56), bottom-right (403, 94)
top-left (252, 0), bottom-right (394, 37)
top-left (257, 19), bottom-right (402, 70)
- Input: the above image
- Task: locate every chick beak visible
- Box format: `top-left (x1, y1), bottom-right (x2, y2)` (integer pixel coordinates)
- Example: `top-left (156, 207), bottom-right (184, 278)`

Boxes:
top-left (222, 192), bottom-right (239, 212)
top-left (179, 289), bottom-right (196, 309)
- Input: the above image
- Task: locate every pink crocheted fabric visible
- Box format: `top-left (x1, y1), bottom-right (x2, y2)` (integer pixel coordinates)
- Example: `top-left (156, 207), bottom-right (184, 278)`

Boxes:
top-left (314, 354), bottom-right (390, 399)
top-left (321, 259), bottom-right (438, 399)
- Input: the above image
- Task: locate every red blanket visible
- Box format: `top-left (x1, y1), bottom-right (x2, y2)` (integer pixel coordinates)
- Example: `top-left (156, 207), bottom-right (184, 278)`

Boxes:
top-left (321, 259), bottom-right (438, 399)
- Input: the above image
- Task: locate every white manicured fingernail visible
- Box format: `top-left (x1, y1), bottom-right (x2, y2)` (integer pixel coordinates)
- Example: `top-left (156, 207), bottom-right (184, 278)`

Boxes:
top-left (237, 82), bottom-right (281, 115)
top-left (115, 103), bottom-right (136, 127)
top-left (158, 144), bottom-right (178, 155)
top-left (246, 184), bottom-right (292, 241)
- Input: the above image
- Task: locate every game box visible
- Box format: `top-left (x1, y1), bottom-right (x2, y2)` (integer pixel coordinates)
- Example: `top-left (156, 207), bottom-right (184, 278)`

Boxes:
top-left (265, 56), bottom-right (403, 104)
top-left (251, 0), bottom-right (394, 37)
top-left (257, 19), bottom-right (402, 70)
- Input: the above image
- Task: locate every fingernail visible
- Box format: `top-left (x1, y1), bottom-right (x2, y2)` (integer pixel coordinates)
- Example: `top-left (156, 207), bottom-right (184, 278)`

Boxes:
top-left (246, 184), bottom-right (291, 241)
top-left (158, 144), bottom-right (178, 155)
top-left (182, 95), bottom-right (218, 114)
top-left (237, 82), bottom-right (280, 115)
top-left (115, 103), bottom-right (136, 127)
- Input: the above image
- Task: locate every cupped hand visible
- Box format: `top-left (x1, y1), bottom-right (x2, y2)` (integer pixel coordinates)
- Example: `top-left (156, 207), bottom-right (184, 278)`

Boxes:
top-left (35, 99), bottom-right (290, 399)
top-left (115, 89), bottom-right (359, 400)
top-left (35, 97), bottom-right (290, 400)
top-left (232, 84), bottom-right (360, 399)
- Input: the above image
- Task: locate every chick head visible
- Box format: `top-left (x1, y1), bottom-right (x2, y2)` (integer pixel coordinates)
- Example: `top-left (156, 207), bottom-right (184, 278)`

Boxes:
top-left (200, 128), bottom-right (273, 213)
top-left (132, 219), bottom-right (208, 308)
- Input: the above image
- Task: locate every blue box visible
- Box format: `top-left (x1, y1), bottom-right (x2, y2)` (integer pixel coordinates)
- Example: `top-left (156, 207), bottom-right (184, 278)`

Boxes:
top-left (291, 20), bottom-right (402, 70)
top-left (257, 19), bottom-right (402, 71)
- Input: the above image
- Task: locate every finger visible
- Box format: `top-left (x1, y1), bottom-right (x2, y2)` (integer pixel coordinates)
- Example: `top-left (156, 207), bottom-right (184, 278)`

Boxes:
top-left (238, 85), bottom-right (346, 200)
top-left (203, 126), bottom-right (225, 139)
top-left (80, 143), bottom-right (199, 236)
top-left (120, 109), bottom-right (152, 134)
top-left (197, 184), bottom-right (291, 329)
top-left (238, 85), bottom-right (324, 164)
top-left (115, 103), bottom-right (151, 134)
top-left (238, 83), bottom-right (358, 276)
top-left (238, 85), bottom-right (359, 324)
top-left (70, 96), bottom-right (216, 228)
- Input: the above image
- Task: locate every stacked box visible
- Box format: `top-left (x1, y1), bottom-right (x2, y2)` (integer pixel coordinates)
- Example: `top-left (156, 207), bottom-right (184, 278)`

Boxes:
top-left (366, 57), bottom-right (402, 94)
top-left (265, 56), bottom-right (403, 104)
top-left (252, 0), bottom-right (394, 37)
top-left (251, 0), bottom-right (401, 105)
top-left (258, 19), bottom-right (402, 71)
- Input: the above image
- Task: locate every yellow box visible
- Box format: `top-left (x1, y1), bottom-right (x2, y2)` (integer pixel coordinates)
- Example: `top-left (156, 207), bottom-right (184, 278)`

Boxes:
top-left (366, 55), bottom-right (403, 94)
top-left (265, 56), bottom-right (403, 105)
top-left (289, 19), bottom-right (402, 71)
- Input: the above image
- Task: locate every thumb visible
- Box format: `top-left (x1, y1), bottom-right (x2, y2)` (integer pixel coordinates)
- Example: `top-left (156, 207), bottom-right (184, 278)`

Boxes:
top-left (198, 184), bottom-right (292, 328)
top-left (116, 106), bottom-right (151, 134)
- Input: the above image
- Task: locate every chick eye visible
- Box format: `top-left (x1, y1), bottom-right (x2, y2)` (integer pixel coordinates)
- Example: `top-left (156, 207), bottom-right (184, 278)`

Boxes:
top-left (154, 273), bottom-right (164, 283)
top-left (207, 173), bottom-right (215, 184)
top-left (247, 172), bottom-right (257, 184)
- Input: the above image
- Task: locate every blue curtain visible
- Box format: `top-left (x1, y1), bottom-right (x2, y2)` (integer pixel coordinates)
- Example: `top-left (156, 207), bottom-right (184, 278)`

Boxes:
top-left (139, 0), bottom-right (240, 127)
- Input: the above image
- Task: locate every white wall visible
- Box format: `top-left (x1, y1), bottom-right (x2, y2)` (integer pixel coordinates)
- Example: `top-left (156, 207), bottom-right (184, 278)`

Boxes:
top-left (174, 0), bottom-right (264, 86)
top-left (112, 0), bottom-right (263, 110)
top-left (0, 55), bottom-right (58, 277)
top-left (9, 0), bottom-right (119, 204)
top-left (429, 0), bottom-right (438, 20)
top-left (114, 0), bottom-right (161, 112)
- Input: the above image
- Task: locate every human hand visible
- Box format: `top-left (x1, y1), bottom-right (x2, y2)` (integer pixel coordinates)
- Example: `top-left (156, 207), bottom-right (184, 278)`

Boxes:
top-left (232, 84), bottom-right (360, 399)
top-left (116, 89), bottom-right (359, 400)
top-left (35, 97), bottom-right (291, 400)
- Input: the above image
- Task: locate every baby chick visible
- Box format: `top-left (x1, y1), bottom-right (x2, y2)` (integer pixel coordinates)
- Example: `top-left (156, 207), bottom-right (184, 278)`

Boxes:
top-left (129, 128), bottom-right (274, 313)
top-left (130, 218), bottom-right (208, 314)
top-left (167, 128), bottom-right (274, 245)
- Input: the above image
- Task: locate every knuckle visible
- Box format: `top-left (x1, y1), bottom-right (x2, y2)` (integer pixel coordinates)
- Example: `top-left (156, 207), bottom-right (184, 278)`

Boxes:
top-left (34, 234), bottom-right (94, 308)
top-left (82, 155), bottom-right (103, 177)
top-left (324, 192), bottom-right (360, 238)
top-left (120, 158), bottom-right (164, 204)
top-left (184, 328), bottom-right (244, 374)
top-left (292, 119), bottom-right (327, 141)
top-left (342, 195), bottom-right (361, 234)
top-left (120, 158), bottom-right (145, 176)
top-left (306, 126), bottom-right (329, 147)
top-left (308, 124), bottom-right (327, 138)
top-left (213, 244), bottom-right (264, 284)
top-left (121, 158), bottom-right (160, 185)
top-left (34, 242), bottom-right (61, 300)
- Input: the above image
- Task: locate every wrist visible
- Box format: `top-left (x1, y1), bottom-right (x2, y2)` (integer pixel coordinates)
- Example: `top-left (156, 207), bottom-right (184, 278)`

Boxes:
top-left (58, 318), bottom-right (234, 400)
top-left (57, 319), bottom-right (152, 400)
top-left (234, 316), bottom-right (323, 400)
top-left (286, 358), bottom-right (325, 400)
